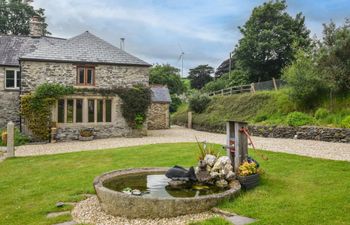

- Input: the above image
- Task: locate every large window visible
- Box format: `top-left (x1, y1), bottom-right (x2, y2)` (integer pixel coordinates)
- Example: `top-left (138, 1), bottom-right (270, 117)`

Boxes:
top-left (5, 69), bottom-right (20, 89)
top-left (76, 66), bottom-right (95, 86)
top-left (57, 98), bottom-right (112, 124)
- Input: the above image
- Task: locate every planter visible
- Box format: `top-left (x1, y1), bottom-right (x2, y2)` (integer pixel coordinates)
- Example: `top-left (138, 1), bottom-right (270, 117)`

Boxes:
top-left (237, 174), bottom-right (260, 190)
top-left (79, 135), bottom-right (94, 141)
top-left (129, 128), bottom-right (147, 138)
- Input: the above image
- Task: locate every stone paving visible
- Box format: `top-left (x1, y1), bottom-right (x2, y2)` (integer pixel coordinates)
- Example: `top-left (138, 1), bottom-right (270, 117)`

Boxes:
top-left (13, 126), bottom-right (350, 161)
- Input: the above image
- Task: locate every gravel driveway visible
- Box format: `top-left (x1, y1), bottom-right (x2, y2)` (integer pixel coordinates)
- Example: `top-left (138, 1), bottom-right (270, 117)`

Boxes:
top-left (14, 126), bottom-right (350, 161)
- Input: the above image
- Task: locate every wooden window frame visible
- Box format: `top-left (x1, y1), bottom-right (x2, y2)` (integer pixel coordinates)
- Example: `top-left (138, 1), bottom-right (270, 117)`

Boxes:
top-left (5, 68), bottom-right (20, 90)
top-left (76, 65), bottom-right (95, 86)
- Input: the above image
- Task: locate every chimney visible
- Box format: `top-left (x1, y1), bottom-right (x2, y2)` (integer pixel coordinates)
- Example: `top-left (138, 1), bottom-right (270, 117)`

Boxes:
top-left (29, 16), bottom-right (44, 37)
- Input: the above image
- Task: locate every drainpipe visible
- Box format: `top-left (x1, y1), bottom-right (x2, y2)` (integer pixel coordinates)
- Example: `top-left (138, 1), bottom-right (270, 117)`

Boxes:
top-left (19, 59), bottom-right (22, 132)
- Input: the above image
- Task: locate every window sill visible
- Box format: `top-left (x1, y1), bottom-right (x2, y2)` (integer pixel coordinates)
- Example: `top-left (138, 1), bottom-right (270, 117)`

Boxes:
top-left (57, 122), bottom-right (113, 128)
top-left (4, 88), bottom-right (20, 92)
top-left (74, 85), bottom-right (96, 89)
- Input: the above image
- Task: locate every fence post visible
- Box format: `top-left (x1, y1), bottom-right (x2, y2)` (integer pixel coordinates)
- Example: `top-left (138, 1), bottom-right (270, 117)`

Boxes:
top-left (7, 121), bottom-right (15, 158)
top-left (251, 83), bottom-right (256, 93)
top-left (187, 111), bottom-right (192, 129)
top-left (272, 77), bottom-right (278, 91)
top-left (221, 89), bottom-right (224, 96)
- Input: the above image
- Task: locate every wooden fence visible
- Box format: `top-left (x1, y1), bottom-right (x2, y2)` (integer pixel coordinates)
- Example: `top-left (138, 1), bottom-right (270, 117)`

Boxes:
top-left (208, 78), bottom-right (282, 97)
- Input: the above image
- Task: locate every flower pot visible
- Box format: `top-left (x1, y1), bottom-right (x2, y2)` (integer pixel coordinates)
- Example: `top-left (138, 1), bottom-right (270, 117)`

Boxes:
top-left (237, 173), bottom-right (260, 190)
top-left (79, 135), bottom-right (94, 141)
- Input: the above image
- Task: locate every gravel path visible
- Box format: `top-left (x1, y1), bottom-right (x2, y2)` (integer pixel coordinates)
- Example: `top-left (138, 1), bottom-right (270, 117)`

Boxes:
top-left (14, 126), bottom-right (350, 161)
top-left (72, 196), bottom-right (216, 225)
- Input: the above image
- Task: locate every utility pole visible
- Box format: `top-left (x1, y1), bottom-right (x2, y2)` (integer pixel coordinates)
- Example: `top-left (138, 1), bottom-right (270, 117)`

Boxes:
top-left (229, 51), bottom-right (234, 80)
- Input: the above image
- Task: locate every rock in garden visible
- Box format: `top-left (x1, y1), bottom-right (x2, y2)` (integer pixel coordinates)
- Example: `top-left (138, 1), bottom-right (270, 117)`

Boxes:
top-left (131, 189), bottom-right (142, 196)
top-left (224, 164), bottom-right (233, 174)
top-left (226, 171), bottom-right (236, 181)
top-left (212, 156), bottom-right (231, 171)
top-left (210, 171), bottom-right (220, 179)
top-left (56, 202), bottom-right (65, 208)
top-left (206, 165), bottom-right (212, 172)
top-left (229, 180), bottom-right (241, 189)
top-left (204, 154), bottom-right (217, 167)
top-left (196, 170), bottom-right (212, 183)
top-left (215, 179), bottom-right (228, 188)
top-left (198, 160), bottom-right (207, 170)
top-left (168, 180), bottom-right (190, 189)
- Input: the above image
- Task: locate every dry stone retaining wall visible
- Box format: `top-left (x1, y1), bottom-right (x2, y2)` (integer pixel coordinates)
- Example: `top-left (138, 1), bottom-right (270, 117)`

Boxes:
top-left (174, 120), bottom-right (350, 143)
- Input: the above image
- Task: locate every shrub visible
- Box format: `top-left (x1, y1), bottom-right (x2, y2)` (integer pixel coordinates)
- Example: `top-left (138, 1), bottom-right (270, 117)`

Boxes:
top-left (314, 108), bottom-right (330, 120)
top-left (254, 114), bottom-right (268, 122)
top-left (283, 51), bottom-right (326, 108)
top-left (189, 93), bottom-right (211, 113)
top-left (340, 115), bottom-right (350, 128)
top-left (169, 94), bottom-right (182, 113)
top-left (0, 128), bottom-right (30, 146)
top-left (286, 112), bottom-right (314, 127)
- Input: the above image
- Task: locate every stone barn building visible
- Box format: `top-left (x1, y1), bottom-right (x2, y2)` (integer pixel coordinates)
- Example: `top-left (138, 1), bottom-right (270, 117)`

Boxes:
top-left (148, 85), bottom-right (171, 129)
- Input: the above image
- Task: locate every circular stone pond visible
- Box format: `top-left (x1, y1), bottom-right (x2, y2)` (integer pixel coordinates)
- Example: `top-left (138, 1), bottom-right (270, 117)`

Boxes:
top-left (93, 168), bottom-right (241, 218)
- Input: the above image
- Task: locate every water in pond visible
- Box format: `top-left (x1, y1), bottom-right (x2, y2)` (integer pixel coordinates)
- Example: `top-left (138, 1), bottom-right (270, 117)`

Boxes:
top-left (103, 173), bottom-right (228, 198)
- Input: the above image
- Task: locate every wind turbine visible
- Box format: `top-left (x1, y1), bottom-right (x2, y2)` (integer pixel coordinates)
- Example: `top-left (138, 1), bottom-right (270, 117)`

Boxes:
top-left (177, 44), bottom-right (185, 77)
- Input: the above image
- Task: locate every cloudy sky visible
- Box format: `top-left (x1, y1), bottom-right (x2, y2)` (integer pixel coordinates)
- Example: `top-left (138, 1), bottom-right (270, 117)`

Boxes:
top-left (33, 0), bottom-right (350, 76)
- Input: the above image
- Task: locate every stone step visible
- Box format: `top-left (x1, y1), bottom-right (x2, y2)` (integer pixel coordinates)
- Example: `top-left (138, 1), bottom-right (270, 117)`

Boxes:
top-left (52, 221), bottom-right (77, 225)
top-left (225, 215), bottom-right (257, 225)
top-left (47, 211), bottom-right (71, 218)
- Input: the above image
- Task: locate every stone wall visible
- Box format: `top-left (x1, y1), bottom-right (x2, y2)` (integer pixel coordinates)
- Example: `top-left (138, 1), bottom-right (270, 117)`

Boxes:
top-left (20, 61), bottom-right (149, 92)
top-left (174, 120), bottom-right (350, 143)
top-left (0, 66), bottom-right (20, 128)
top-left (148, 103), bottom-right (170, 130)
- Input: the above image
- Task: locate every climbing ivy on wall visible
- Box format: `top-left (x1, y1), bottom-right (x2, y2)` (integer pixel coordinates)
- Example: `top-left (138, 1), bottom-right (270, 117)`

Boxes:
top-left (21, 83), bottom-right (74, 140)
top-left (21, 84), bottom-right (151, 140)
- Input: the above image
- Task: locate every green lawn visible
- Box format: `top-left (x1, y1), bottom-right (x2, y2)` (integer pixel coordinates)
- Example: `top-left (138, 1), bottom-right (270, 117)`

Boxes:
top-left (0, 143), bottom-right (349, 225)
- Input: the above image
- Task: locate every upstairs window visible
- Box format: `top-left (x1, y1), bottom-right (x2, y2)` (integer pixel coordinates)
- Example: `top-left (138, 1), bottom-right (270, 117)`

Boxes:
top-left (5, 69), bottom-right (20, 89)
top-left (77, 66), bottom-right (95, 86)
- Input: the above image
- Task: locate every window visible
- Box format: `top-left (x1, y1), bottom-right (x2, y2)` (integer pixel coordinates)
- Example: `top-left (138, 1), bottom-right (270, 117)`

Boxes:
top-left (88, 99), bottom-right (95, 123)
top-left (57, 98), bottom-right (112, 124)
top-left (76, 66), bottom-right (95, 86)
top-left (5, 69), bottom-right (20, 89)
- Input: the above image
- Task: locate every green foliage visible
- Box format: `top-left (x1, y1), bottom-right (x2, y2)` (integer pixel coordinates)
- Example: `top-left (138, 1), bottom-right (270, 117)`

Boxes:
top-left (203, 77), bottom-right (227, 92)
top-left (134, 114), bottom-right (144, 129)
top-left (283, 51), bottom-right (326, 108)
top-left (318, 19), bottom-right (350, 92)
top-left (20, 83), bottom-right (74, 140)
top-left (203, 69), bottom-right (248, 93)
top-left (314, 108), bottom-right (330, 120)
top-left (189, 93), bottom-right (211, 113)
top-left (169, 94), bottom-right (182, 113)
top-left (0, 128), bottom-right (29, 146)
top-left (195, 138), bottom-right (221, 160)
top-left (189, 217), bottom-right (232, 225)
top-left (235, 0), bottom-right (310, 82)
top-left (286, 111), bottom-right (314, 127)
top-left (340, 115), bottom-right (350, 128)
top-left (0, 0), bottom-right (50, 35)
top-left (116, 85), bottom-right (151, 129)
top-left (149, 64), bottom-right (185, 94)
top-left (255, 114), bottom-right (268, 122)
top-left (188, 64), bottom-right (214, 89)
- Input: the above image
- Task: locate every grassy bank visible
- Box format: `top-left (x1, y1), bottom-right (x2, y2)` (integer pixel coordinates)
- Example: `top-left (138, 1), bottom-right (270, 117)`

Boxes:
top-left (172, 90), bottom-right (350, 129)
top-left (0, 143), bottom-right (350, 225)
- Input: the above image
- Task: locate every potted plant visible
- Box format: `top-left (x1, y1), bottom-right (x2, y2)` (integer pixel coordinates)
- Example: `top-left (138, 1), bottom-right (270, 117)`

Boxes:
top-left (1, 131), bottom-right (7, 145)
top-left (130, 114), bottom-right (147, 137)
top-left (237, 161), bottom-right (260, 190)
top-left (79, 129), bottom-right (94, 141)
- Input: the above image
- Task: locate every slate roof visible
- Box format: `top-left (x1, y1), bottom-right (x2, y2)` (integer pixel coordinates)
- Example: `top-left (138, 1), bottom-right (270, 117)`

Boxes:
top-left (150, 85), bottom-right (171, 103)
top-left (21, 31), bottom-right (151, 66)
top-left (0, 35), bottom-right (65, 66)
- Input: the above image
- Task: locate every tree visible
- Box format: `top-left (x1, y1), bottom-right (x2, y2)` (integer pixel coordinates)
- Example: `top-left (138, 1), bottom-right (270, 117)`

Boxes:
top-left (188, 64), bottom-right (214, 89)
top-left (318, 19), bottom-right (350, 92)
top-left (235, 0), bottom-right (310, 82)
top-left (215, 57), bottom-right (235, 78)
top-left (0, 0), bottom-right (50, 35)
top-left (149, 64), bottom-right (185, 95)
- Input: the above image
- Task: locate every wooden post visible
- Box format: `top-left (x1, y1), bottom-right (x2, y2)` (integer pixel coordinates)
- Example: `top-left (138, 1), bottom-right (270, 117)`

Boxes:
top-left (234, 121), bottom-right (248, 174)
top-left (7, 121), bottom-right (15, 158)
top-left (226, 121), bottom-right (235, 165)
top-left (187, 111), bottom-right (192, 129)
top-left (272, 77), bottom-right (278, 91)
top-left (251, 83), bottom-right (256, 93)
top-left (221, 89), bottom-right (224, 96)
